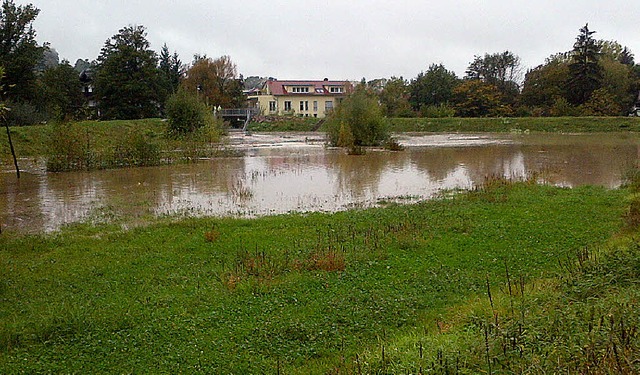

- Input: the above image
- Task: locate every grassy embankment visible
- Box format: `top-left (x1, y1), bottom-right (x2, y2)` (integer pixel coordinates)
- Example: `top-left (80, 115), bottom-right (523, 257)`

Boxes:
top-left (2, 179), bottom-right (639, 373)
top-left (386, 116), bottom-right (640, 133)
top-left (245, 116), bottom-right (640, 133)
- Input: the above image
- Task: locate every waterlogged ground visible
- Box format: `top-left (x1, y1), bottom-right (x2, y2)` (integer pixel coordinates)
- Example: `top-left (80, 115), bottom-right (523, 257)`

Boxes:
top-left (1, 132), bottom-right (639, 232)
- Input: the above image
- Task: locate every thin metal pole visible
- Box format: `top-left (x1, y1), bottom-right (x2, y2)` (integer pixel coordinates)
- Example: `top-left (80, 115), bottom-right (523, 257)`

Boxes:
top-left (4, 122), bottom-right (19, 178)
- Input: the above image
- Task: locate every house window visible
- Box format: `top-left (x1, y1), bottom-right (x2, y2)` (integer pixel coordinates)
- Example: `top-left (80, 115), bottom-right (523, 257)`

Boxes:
top-left (325, 101), bottom-right (333, 112)
top-left (299, 101), bottom-right (308, 111)
top-left (284, 101), bottom-right (292, 111)
top-left (269, 101), bottom-right (277, 112)
top-left (313, 101), bottom-right (318, 112)
top-left (329, 87), bottom-right (343, 93)
top-left (292, 87), bottom-right (309, 93)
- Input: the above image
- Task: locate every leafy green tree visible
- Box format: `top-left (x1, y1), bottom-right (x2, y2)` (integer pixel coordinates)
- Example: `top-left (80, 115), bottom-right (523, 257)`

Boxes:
top-left (549, 96), bottom-right (579, 117)
top-left (94, 25), bottom-right (166, 119)
top-left (0, 0), bottom-right (44, 102)
top-left (465, 51), bottom-right (522, 104)
top-left (39, 60), bottom-right (85, 120)
top-left (452, 79), bottom-right (512, 117)
top-left (567, 24), bottom-right (603, 105)
top-left (326, 86), bottom-right (388, 147)
top-left (409, 64), bottom-right (459, 111)
top-left (378, 76), bottom-right (413, 117)
top-left (599, 57), bottom-right (636, 113)
top-left (581, 87), bottom-right (622, 116)
top-left (520, 54), bottom-right (571, 111)
top-left (598, 40), bottom-right (636, 66)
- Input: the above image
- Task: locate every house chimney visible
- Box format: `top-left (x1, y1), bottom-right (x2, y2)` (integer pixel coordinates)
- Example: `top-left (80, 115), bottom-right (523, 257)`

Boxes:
top-left (323, 78), bottom-right (328, 81)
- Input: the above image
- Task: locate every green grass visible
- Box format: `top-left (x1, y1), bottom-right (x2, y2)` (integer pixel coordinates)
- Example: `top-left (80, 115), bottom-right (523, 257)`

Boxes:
top-left (387, 116), bottom-right (640, 133)
top-left (0, 181), bottom-right (632, 373)
top-left (246, 116), bottom-right (640, 133)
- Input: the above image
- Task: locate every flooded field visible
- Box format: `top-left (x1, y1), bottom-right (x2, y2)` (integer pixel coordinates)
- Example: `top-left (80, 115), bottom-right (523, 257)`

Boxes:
top-left (1, 132), bottom-right (639, 233)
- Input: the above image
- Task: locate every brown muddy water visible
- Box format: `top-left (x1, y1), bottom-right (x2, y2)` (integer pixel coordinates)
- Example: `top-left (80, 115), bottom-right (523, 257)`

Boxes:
top-left (1, 132), bottom-right (639, 233)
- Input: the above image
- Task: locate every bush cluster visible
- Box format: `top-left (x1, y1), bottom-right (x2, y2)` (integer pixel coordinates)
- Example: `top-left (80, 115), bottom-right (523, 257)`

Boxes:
top-left (165, 89), bottom-right (219, 137)
top-left (325, 87), bottom-right (388, 148)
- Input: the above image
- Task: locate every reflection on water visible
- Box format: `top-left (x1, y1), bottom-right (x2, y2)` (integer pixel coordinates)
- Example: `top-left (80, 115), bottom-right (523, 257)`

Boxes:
top-left (1, 132), bottom-right (639, 233)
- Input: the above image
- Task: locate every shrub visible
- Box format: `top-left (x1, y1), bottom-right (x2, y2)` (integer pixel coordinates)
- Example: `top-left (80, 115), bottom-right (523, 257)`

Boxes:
top-left (45, 122), bottom-right (94, 172)
top-left (419, 103), bottom-right (455, 118)
top-left (165, 89), bottom-right (220, 138)
top-left (325, 87), bottom-right (388, 147)
top-left (550, 97), bottom-right (579, 117)
top-left (111, 128), bottom-right (161, 167)
top-left (580, 88), bottom-right (623, 116)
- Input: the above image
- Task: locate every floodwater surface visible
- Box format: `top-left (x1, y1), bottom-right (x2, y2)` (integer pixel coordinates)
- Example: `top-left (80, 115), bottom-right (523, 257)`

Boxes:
top-left (1, 132), bottom-right (638, 233)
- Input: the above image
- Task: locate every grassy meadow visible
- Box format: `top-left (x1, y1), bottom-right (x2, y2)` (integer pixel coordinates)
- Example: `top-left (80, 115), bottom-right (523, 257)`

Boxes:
top-left (1, 179), bottom-right (638, 373)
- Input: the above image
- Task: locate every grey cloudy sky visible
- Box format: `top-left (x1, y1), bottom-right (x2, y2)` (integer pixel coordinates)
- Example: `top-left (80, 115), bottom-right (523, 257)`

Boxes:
top-left (23, 0), bottom-right (640, 80)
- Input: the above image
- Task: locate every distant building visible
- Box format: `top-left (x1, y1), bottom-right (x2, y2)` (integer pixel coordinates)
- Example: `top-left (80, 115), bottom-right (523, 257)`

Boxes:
top-left (247, 78), bottom-right (352, 118)
top-left (79, 68), bottom-right (96, 109)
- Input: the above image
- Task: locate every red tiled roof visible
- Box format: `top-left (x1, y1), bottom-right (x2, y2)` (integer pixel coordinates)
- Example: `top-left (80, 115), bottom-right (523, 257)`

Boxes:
top-left (266, 80), bottom-right (349, 96)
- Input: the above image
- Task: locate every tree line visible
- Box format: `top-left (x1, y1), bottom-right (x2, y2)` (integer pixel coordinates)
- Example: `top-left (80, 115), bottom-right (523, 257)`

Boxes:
top-left (373, 24), bottom-right (639, 118)
top-left (0, 0), bottom-right (244, 126)
top-left (1, 0), bottom-right (638, 126)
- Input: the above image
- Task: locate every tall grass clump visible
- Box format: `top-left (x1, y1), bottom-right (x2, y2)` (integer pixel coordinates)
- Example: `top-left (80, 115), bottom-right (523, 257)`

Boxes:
top-left (110, 128), bottom-right (161, 167)
top-left (325, 86), bottom-right (388, 149)
top-left (45, 121), bottom-right (96, 171)
top-left (45, 121), bottom-right (163, 171)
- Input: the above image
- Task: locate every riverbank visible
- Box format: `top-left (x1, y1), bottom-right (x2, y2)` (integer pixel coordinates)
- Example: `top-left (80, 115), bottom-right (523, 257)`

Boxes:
top-left (1, 180), bottom-right (637, 373)
top-left (3, 116), bottom-right (640, 164)
top-left (386, 116), bottom-right (640, 133)
top-left (248, 116), bottom-right (640, 133)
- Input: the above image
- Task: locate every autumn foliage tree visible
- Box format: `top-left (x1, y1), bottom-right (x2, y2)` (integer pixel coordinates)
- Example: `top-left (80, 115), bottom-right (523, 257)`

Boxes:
top-left (181, 55), bottom-right (244, 108)
top-left (452, 80), bottom-right (512, 117)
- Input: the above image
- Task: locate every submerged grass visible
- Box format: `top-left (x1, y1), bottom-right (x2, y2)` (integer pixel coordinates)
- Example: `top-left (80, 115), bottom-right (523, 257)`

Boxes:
top-left (0, 119), bottom-right (236, 172)
top-left (0, 180), bottom-right (633, 373)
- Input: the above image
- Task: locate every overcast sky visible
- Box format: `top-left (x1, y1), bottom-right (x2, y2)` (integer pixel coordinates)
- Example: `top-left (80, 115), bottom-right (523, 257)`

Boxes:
top-left (23, 0), bottom-right (640, 81)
